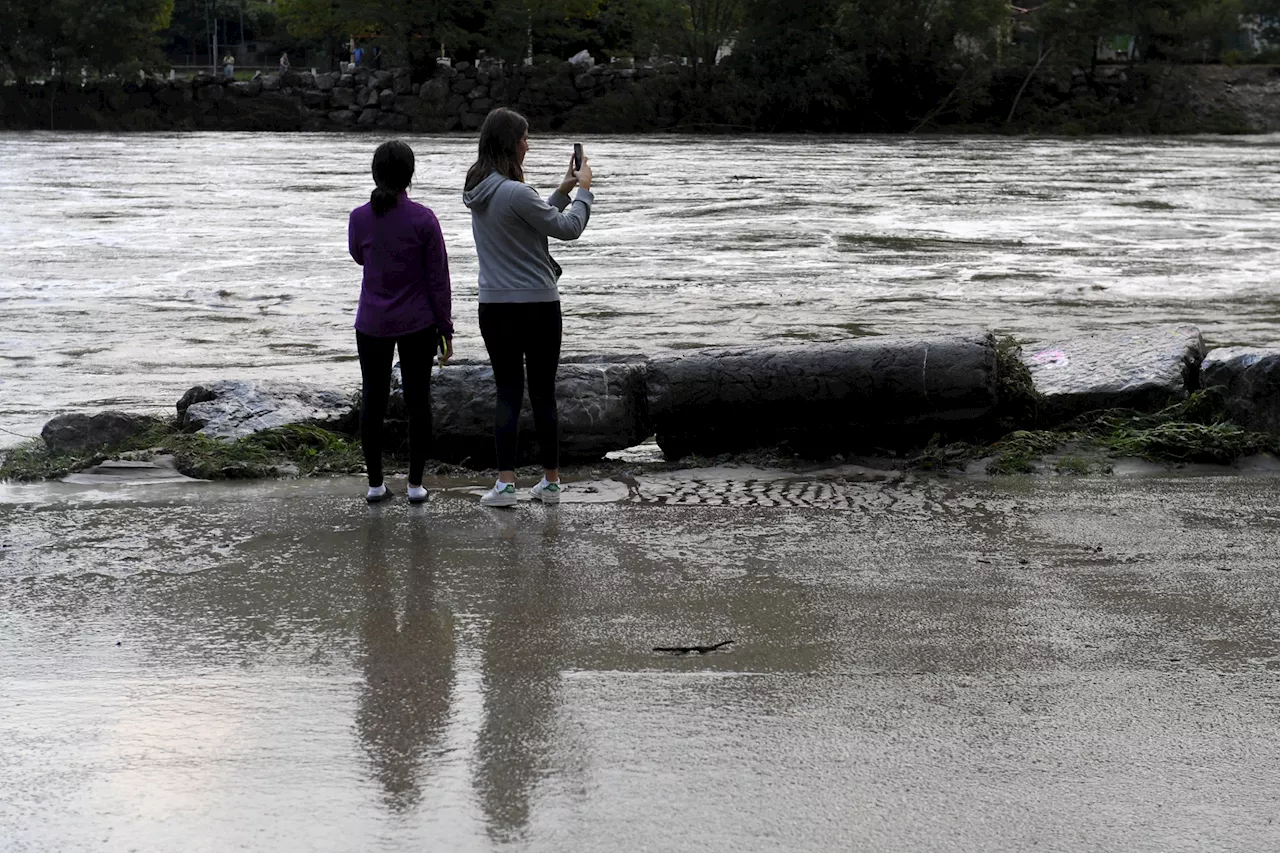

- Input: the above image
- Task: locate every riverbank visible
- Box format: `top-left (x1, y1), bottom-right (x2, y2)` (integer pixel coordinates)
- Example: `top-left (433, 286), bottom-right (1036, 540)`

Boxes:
top-left (3, 330), bottom-right (1278, 483)
top-left (3, 62), bottom-right (1279, 134)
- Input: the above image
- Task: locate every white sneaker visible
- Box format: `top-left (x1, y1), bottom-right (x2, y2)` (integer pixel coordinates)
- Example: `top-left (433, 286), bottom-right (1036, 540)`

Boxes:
top-left (531, 478), bottom-right (561, 504)
top-left (480, 480), bottom-right (518, 507)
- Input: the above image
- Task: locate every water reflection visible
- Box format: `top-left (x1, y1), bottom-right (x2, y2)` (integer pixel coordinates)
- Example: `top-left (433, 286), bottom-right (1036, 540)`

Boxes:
top-left (473, 511), bottom-right (565, 842)
top-left (356, 515), bottom-right (455, 813)
top-left (354, 509), bottom-right (570, 836)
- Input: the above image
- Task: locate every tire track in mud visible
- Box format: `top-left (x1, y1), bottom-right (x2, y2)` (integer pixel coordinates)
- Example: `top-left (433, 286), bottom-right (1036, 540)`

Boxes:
top-left (611, 471), bottom-right (989, 519)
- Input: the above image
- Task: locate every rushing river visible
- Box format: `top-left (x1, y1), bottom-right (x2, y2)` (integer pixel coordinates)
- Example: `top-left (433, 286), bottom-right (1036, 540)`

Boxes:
top-left (2, 131), bottom-right (1279, 445)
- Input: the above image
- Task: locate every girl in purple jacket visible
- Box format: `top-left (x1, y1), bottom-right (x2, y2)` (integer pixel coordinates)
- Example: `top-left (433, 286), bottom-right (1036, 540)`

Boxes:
top-left (349, 140), bottom-right (453, 504)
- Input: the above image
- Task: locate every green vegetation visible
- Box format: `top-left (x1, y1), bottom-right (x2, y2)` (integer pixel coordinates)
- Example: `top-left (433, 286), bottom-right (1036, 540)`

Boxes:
top-left (1, 0), bottom-right (174, 82)
top-left (994, 335), bottom-right (1042, 434)
top-left (6, 0), bottom-right (1279, 132)
top-left (0, 424), bottom-right (365, 482)
top-left (924, 389), bottom-right (1280, 476)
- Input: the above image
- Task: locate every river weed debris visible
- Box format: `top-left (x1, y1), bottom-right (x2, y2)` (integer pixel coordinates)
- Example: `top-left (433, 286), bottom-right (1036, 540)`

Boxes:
top-left (0, 424), bottom-right (365, 482)
top-left (949, 388), bottom-right (1280, 475)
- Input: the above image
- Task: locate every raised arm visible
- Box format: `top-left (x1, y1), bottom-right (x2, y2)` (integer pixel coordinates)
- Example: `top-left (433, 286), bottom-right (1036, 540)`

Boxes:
top-left (511, 183), bottom-right (594, 241)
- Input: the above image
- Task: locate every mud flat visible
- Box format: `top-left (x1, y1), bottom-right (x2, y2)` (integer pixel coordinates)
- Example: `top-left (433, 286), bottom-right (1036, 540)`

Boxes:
top-left (2, 470), bottom-right (1280, 850)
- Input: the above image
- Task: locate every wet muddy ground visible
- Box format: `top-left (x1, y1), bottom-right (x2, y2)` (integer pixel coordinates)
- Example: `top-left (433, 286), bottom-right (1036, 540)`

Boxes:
top-left (2, 469), bottom-right (1279, 851)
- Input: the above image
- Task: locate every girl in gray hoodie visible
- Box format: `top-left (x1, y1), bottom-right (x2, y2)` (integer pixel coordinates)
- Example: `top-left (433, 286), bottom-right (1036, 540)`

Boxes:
top-left (462, 107), bottom-right (594, 507)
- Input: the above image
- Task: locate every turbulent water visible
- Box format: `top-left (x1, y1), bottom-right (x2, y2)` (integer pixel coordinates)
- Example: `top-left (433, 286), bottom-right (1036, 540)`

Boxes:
top-left (2, 131), bottom-right (1279, 445)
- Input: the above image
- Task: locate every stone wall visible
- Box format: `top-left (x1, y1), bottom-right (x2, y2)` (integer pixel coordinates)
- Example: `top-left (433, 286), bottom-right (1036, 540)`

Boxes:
top-left (4, 61), bottom-right (1276, 134)
top-left (0, 59), bottom-right (676, 132)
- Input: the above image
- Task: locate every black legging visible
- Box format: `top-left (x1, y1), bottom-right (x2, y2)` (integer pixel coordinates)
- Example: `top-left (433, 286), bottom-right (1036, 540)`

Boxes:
top-left (478, 301), bottom-right (562, 471)
top-left (357, 326), bottom-right (436, 486)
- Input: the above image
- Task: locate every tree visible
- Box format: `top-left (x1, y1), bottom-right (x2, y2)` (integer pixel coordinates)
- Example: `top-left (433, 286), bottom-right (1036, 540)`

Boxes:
top-left (482, 0), bottom-right (606, 64)
top-left (277, 0), bottom-right (487, 70)
top-left (1, 0), bottom-right (173, 81)
top-left (835, 0), bottom-right (1008, 129)
top-left (730, 0), bottom-right (853, 127)
top-left (680, 0), bottom-right (742, 69)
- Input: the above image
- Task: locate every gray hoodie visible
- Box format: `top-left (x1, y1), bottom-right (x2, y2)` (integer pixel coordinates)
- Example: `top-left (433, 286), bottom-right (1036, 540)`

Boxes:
top-left (462, 171), bottom-right (594, 304)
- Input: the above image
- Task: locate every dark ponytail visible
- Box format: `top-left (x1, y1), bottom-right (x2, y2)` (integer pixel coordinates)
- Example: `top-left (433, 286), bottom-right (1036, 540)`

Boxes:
top-left (370, 140), bottom-right (415, 216)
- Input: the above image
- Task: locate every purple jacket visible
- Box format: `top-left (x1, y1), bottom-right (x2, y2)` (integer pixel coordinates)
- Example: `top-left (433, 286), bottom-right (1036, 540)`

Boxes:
top-left (348, 195), bottom-right (453, 339)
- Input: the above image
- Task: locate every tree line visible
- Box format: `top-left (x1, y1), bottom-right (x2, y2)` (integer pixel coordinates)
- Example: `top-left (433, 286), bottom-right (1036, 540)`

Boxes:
top-left (3, 0), bottom-right (1278, 129)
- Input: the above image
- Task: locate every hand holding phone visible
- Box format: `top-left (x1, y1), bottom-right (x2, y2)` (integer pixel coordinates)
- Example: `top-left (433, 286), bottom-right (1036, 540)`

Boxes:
top-left (573, 142), bottom-right (584, 171)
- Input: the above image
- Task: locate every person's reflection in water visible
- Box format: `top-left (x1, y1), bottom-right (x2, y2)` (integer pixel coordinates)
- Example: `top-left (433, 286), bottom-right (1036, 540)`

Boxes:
top-left (357, 515), bottom-right (456, 813)
top-left (474, 511), bottom-right (565, 842)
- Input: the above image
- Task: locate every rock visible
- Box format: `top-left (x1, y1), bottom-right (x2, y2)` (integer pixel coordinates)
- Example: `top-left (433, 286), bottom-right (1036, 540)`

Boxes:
top-left (646, 337), bottom-right (999, 460)
top-left (191, 72), bottom-right (218, 87)
top-left (451, 77), bottom-right (473, 94)
top-left (176, 380), bottom-right (357, 440)
top-left (419, 78), bottom-right (449, 103)
top-left (467, 85), bottom-right (489, 100)
top-left (358, 107), bottom-right (380, 126)
top-left (393, 74), bottom-right (412, 95)
top-left (261, 74), bottom-right (281, 92)
top-left (574, 73), bottom-right (595, 90)
top-left (376, 358), bottom-right (649, 465)
top-left (1202, 347), bottom-right (1280, 436)
top-left (154, 86), bottom-right (189, 107)
top-left (230, 79), bottom-right (262, 97)
top-left (373, 70), bottom-right (394, 90)
top-left (339, 73), bottom-right (354, 87)
top-left (328, 110), bottom-right (356, 126)
top-left (460, 112), bottom-right (485, 129)
top-left (378, 89), bottom-right (396, 109)
top-left (314, 72), bottom-right (337, 92)
top-left (331, 87), bottom-right (355, 108)
top-left (41, 411), bottom-right (163, 454)
top-left (302, 90), bottom-right (328, 108)
top-left (1023, 325), bottom-right (1206, 422)
top-left (470, 98), bottom-right (493, 113)
top-left (375, 111), bottom-right (410, 129)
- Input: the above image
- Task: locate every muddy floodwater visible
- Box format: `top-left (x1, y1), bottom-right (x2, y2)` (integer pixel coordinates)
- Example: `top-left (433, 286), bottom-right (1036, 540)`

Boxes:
top-left (2, 132), bottom-right (1280, 443)
top-left (2, 470), bottom-right (1280, 850)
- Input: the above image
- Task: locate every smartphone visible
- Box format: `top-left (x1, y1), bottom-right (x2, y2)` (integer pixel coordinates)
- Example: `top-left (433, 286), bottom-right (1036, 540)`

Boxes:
top-left (573, 143), bottom-right (584, 171)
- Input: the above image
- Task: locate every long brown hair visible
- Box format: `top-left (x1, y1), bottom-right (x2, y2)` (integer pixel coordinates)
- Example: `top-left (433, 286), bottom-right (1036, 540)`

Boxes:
top-left (465, 107), bottom-right (528, 191)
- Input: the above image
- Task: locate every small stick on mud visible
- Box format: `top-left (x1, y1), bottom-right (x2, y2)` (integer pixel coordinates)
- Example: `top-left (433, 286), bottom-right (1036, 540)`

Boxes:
top-left (653, 639), bottom-right (734, 655)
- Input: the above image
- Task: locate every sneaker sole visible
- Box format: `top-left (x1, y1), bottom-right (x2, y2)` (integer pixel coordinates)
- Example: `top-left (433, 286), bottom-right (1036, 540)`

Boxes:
top-left (366, 489), bottom-right (395, 504)
top-left (533, 491), bottom-right (561, 504)
top-left (480, 494), bottom-right (518, 508)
